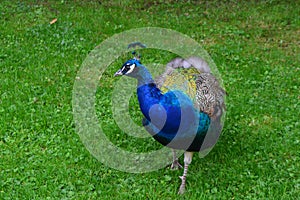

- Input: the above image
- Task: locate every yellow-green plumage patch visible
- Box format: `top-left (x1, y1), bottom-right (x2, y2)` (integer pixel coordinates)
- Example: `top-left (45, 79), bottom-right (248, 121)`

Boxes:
top-left (160, 68), bottom-right (201, 102)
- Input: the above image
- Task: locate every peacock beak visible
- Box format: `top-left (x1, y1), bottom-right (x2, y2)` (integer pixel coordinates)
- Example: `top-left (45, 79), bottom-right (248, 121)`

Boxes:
top-left (114, 69), bottom-right (123, 77)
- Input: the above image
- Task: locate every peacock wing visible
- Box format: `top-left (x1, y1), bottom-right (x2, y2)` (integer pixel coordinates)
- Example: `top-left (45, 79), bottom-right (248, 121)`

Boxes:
top-left (155, 56), bottom-right (226, 121)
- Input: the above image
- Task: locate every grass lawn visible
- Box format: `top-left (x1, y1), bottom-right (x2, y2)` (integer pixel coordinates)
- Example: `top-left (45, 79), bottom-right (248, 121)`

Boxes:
top-left (1, 0), bottom-right (299, 199)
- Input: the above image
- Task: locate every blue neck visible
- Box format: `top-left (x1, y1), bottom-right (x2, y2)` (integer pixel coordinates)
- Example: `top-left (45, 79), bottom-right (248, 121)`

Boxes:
top-left (135, 65), bottom-right (154, 87)
top-left (134, 65), bottom-right (163, 120)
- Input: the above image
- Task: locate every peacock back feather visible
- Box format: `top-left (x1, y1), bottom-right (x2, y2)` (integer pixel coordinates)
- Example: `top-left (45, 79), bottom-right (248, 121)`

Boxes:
top-left (156, 57), bottom-right (226, 121)
top-left (160, 67), bottom-right (199, 99)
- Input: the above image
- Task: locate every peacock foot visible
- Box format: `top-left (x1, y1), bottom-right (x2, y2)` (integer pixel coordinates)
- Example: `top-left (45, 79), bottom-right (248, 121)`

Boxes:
top-left (178, 186), bottom-right (185, 194)
top-left (178, 179), bottom-right (186, 194)
top-left (170, 160), bottom-right (183, 170)
top-left (178, 175), bottom-right (187, 194)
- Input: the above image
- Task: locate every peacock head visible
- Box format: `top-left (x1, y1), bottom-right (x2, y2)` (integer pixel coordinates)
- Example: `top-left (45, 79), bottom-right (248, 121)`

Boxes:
top-left (115, 43), bottom-right (147, 79)
top-left (114, 58), bottom-right (143, 78)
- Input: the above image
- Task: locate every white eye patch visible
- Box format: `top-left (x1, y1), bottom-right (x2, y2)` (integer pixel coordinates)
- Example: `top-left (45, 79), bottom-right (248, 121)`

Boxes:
top-left (123, 63), bottom-right (135, 74)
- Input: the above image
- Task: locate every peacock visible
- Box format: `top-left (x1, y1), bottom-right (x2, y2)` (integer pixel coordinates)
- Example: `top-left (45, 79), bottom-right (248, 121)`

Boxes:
top-left (114, 44), bottom-right (226, 194)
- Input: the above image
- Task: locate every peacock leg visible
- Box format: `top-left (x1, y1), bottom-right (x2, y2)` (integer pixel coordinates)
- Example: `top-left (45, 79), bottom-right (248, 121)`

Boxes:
top-left (170, 149), bottom-right (182, 170)
top-left (178, 151), bottom-right (193, 194)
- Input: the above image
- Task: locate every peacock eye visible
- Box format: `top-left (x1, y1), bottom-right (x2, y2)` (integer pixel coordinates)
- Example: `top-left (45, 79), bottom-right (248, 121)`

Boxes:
top-left (122, 63), bottom-right (135, 74)
top-left (125, 65), bottom-right (131, 69)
